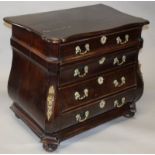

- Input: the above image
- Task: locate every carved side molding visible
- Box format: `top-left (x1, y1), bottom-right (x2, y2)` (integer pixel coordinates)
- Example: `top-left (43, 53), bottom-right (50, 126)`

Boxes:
top-left (47, 85), bottom-right (55, 121)
top-left (134, 63), bottom-right (144, 102)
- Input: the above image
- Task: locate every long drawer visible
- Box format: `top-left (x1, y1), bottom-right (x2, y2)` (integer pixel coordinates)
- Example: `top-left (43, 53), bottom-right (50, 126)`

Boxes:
top-left (60, 28), bottom-right (141, 60)
top-left (59, 88), bottom-right (136, 130)
top-left (59, 49), bottom-right (138, 86)
top-left (59, 64), bottom-right (137, 112)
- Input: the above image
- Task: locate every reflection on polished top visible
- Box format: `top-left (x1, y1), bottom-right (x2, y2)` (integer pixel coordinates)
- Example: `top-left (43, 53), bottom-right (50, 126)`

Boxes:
top-left (4, 4), bottom-right (149, 42)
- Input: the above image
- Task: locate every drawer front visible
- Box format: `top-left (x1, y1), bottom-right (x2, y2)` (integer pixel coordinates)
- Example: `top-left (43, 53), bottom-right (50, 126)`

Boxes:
top-left (59, 65), bottom-right (137, 111)
top-left (59, 49), bottom-right (138, 86)
top-left (59, 88), bottom-right (136, 130)
top-left (60, 28), bottom-right (141, 59)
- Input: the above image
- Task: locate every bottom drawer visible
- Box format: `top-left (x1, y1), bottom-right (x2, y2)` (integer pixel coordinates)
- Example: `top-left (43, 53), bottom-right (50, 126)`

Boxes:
top-left (59, 87), bottom-right (137, 130)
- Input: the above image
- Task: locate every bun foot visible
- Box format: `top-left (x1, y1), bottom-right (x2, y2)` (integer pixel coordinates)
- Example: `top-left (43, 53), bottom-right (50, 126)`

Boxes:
top-left (42, 136), bottom-right (59, 152)
top-left (123, 102), bottom-right (136, 118)
top-left (43, 143), bottom-right (58, 152)
top-left (124, 110), bottom-right (135, 118)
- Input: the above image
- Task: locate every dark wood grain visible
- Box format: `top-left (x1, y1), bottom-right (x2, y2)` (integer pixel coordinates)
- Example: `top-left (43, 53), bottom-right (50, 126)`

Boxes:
top-left (4, 4), bottom-right (149, 152)
top-left (59, 49), bottom-right (138, 86)
top-left (57, 88), bottom-right (137, 130)
top-left (59, 64), bottom-right (137, 111)
top-left (60, 27), bottom-right (141, 59)
top-left (4, 4), bottom-right (149, 43)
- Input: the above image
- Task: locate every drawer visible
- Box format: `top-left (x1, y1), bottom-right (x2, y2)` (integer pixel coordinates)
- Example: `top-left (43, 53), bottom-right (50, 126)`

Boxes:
top-left (60, 28), bottom-right (141, 60)
top-left (59, 49), bottom-right (138, 86)
top-left (59, 65), bottom-right (137, 111)
top-left (59, 88), bottom-right (136, 130)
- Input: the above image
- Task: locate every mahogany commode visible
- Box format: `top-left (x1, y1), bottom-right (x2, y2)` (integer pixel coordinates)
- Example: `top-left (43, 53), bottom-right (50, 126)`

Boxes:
top-left (4, 4), bottom-right (149, 152)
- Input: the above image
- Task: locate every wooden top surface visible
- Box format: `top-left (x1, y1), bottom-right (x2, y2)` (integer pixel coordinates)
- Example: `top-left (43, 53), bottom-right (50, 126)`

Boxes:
top-left (4, 4), bottom-right (149, 43)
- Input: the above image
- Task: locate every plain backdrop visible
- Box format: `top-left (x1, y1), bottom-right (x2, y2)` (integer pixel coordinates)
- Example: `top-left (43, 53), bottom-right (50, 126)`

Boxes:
top-left (0, 1), bottom-right (155, 153)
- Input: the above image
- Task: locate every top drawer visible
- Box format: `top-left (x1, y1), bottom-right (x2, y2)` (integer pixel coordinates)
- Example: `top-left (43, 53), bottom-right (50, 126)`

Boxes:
top-left (60, 28), bottom-right (141, 60)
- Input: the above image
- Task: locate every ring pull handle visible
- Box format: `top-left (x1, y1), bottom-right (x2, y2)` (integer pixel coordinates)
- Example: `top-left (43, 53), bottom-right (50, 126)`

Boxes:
top-left (74, 89), bottom-right (89, 101)
top-left (74, 66), bottom-right (88, 78)
top-left (75, 44), bottom-right (90, 55)
top-left (113, 76), bottom-right (126, 88)
top-left (113, 55), bottom-right (126, 66)
top-left (116, 34), bottom-right (129, 45)
top-left (114, 97), bottom-right (126, 108)
top-left (76, 111), bottom-right (89, 122)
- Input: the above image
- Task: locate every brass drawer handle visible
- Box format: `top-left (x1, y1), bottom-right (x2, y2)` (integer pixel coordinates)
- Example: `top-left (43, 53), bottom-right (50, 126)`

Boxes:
top-left (75, 44), bottom-right (90, 55)
top-left (113, 76), bottom-right (126, 87)
top-left (74, 89), bottom-right (89, 100)
top-left (76, 111), bottom-right (89, 122)
top-left (74, 66), bottom-right (88, 78)
top-left (114, 97), bottom-right (126, 108)
top-left (113, 55), bottom-right (126, 66)
top-left (99, 57), bottom-right (106, 65)
top-left (116, 34), bottom-right (129, 45)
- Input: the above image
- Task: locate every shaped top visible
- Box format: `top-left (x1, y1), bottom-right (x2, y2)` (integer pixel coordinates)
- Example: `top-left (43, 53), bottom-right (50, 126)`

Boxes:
top-left (4, 4), bottom-right (149, 43)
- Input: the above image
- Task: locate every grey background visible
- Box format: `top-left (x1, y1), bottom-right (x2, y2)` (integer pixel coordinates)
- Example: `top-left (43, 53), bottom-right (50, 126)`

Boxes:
top-left (0, 1), bottom-right (155, 153)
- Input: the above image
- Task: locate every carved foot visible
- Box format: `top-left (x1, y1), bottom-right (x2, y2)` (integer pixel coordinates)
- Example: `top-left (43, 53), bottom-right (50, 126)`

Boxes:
top-left (42, 136), bottom-right (60, 152)
top-left (123, 102), bottom-right (136, 118)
